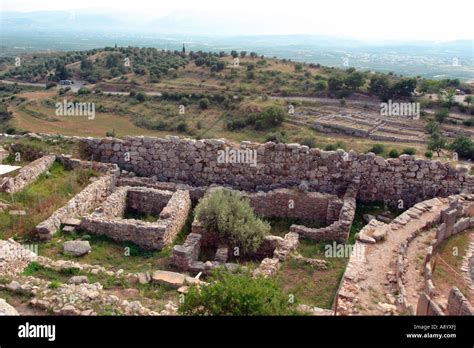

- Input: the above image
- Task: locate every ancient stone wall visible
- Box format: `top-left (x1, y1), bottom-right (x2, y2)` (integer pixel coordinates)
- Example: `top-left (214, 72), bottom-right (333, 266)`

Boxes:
top-left (0, 155), bottom-right (56, 194)
top-left (34, 158), bottom-right (120, 240)
top-left (415, 195), bottom-right (474, 315)
top-left (240, 188), bottom-right (341, 224)
top-left (290, 182), bottom-right (358, 242)
top-left (126, 187), bottom-right (173, 216)
top-left (447, 287), bottom-right (474, 315)
top-left (81, 136), bottom-right (473, 207)
top-left (79, 188), bottom-right (191, 250)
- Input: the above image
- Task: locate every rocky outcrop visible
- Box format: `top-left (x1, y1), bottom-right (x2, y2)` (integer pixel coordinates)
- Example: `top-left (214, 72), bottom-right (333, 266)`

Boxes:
top-left (0, 298), bottom-right (19, 315)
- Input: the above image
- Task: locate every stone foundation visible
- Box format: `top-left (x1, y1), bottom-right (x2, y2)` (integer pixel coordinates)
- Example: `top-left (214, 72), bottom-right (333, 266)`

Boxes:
top-left (290, 182), bottom-right (358, 242)
top-left (79, 187), bottom-right (191, 250)
top-left (0, 155), bottom-right (56, 194)
top-left (34, 158), bottom-right (120, 240)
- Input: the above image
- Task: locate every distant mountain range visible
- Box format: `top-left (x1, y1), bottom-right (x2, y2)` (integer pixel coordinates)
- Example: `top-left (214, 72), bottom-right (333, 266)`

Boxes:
top-left (1, 10), bottom-right (473, 80)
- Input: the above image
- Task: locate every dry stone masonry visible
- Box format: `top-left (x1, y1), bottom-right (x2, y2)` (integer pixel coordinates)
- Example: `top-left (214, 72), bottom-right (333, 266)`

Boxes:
top-left (0, 155), bottom-right (55, 194)
top-left (82, 136), bottom-right (473, 206)
top-left (79, 187), bottom-right (191, 250)
top-left (34, 156), bottom-right (120, 240)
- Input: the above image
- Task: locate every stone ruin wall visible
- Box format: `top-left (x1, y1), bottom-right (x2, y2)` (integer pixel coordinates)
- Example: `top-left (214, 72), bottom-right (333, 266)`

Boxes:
top-left (34, 156), bottom-right (120, 240)
top-left (290, 182), bottom-right (358, 242)
top-left (416, 197), bottom-right (474, 316)
top-left (82, 136), bottom-right (474, 207)
top-left (0, 155), bottom-right (56, 194)
top-left (78, 187), bottom-right (191, 250)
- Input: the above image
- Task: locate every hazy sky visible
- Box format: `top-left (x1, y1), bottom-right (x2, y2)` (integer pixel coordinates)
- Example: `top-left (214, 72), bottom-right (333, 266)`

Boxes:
top-left (2, 0), bottom-right (473, 40)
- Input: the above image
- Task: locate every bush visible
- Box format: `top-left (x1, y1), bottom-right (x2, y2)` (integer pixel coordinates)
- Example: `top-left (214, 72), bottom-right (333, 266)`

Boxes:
top-left (435, 108), bottom-right (449, 123)
top-left (402, 147), bottom-right (416, 155)
top-left (449, 136), bottom-right (474, 160)
top-left (77, 87), bottom-right (91, 95)
top-left (176, 121), bottom-right (188, 133)
top-left (388, 149), bottom-right (399, 158)
top-left (194, 189), bottom-right (270, 254)
top-left (255, 106), bottom-right (286, 130)
top-left (265, 131), bottom-right (287, 144)
top-left (199, 98), bottom-right (210, 110)
top-left (369, 143), bottom-right (385, 155)
top-left (178, 270), bottom-right (297, 315)
top-left (425, 151), bottom-right (433, 159)
top-left (300, 137), bottom-right (316, 148)
top-left (135, 91), bottom-right (147, 102)
top-left (324, 141), bottom-right (346, 151)
top-left (462, 118), bottom-right (474, 127)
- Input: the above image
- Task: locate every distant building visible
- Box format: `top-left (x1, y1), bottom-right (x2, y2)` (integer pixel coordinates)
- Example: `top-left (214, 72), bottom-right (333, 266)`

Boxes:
top-left (59, 80), bottom-right (73, 86)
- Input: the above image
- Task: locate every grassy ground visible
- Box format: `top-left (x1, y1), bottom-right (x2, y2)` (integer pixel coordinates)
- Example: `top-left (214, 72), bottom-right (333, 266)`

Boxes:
top-left (5, 87), bottom-right (433, 156)
top-left (277, 238), bottom-right (349, 309)
top-left (432, 230), bottom-right (472, 302)
top-left (275, 202), bottom-right (388, 309)
top-left (0, 161), bottom-right (98, 240)
top-left (38, 208), bottom-right (195, 274)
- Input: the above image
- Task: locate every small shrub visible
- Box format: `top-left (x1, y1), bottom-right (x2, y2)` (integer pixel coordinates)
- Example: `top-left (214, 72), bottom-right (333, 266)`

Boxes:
top-left (425, 151), bottom-right (433, 159)
top-left (195, 189), bottom-right (270, 254)
top-left (300, 137), bottom-right (316, 148)
top-left (265, 131), bottom-right (287, 144)
top-left (178, 270), bottom-right (297, 315)
top-left (135, 91), bottom-right (147, 102)
top-left (77, 87), bottom-right (91, 95)
top-left (388, 149), bottom-right (399, 158)
top-left (402, 147), bottom-right (416, 155)
top-left (45, 82), bottom-right (57, 90)
top-left (199, 98), bottom-right (210, 110)
top-left (369, 144), bottom-right (385, 155)
top-left (48, 281), bottom-right (61, 289)
top-left (176, 121), bottom-right (188, 133)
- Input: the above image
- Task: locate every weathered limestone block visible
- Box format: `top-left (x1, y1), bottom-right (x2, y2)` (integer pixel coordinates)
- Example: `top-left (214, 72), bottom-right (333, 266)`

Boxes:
top-left (170, 233), bottom-right (202, 270)
top-left (151, 270), bottom-right (185, 288)
top-left (63, 241), bottom-right (91, 257)
top-left (0, 298), bottom-right (19, 315)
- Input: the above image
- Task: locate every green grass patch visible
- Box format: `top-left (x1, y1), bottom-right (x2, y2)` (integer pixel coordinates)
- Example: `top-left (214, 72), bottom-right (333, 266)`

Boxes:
top-left (277, 238), bottom-right (349, 309)
top-left (0, 161), bottom-right (98, 239)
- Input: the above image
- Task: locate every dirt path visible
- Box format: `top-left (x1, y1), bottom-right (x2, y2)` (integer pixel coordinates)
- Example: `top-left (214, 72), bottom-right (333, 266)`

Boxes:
top-left (403, 228), bottom-right (436, 309)
top-left (338, 197), bottom-right (449, 315)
